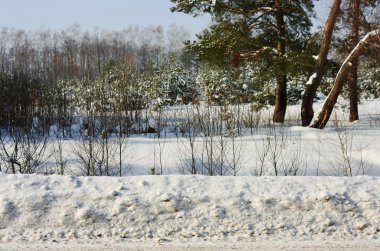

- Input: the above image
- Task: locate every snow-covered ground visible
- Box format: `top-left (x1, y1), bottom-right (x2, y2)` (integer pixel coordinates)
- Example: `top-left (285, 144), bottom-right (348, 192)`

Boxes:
top-left (2, 99), bottom-right (378, 177)
top-left (0, 173), bottom-right (379, 249)
top-left (1, 100), bottom-right (380, 249)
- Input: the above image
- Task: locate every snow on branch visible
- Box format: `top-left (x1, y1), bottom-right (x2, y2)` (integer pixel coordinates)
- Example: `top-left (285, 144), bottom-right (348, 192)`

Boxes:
top-left (310, 28), bottom-right (380, 129)
top-left (337, 28), bottom-right (380, 78)
top-left (306, 73), bottom-right (317, 86)
top-left (239, 47), bottom-right (278, 60)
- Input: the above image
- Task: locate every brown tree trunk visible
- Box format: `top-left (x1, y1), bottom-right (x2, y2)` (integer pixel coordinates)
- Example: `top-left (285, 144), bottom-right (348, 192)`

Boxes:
top-left (349, 0), bottom-right (360, 122)
top-left (301, 0), bottom-right (341, 126)
top-left (311, 29), bottom-right (380, 129)
top-left (273, 0), bottom-right (287, 123)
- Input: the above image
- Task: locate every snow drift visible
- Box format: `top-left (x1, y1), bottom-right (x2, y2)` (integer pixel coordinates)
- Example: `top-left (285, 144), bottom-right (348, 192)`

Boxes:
top-left (0, 173), bottom-right (379, 245)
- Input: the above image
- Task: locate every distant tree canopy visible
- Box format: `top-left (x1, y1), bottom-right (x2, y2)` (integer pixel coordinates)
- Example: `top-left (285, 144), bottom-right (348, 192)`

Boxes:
top-left (0, 25), bottom-right (194, 132)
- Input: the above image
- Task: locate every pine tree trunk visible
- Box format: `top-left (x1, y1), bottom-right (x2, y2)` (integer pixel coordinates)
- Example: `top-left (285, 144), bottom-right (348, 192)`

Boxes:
top-left (311, 29), bottom-right (380, 129)
top-left (301, 0), bottom-right (341, 126)
top-left (273, 0), bottom-right (287, 123)
top-left (349, 0), bottom-right (360, 122)
top-left (273, 74), bottom-right (287, 123)
top-left (349, 63), bottom-right (359, 121)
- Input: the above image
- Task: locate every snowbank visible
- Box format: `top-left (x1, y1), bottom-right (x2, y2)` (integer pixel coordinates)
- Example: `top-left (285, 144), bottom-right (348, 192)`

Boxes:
top-left (0, 173), bottom-right (379, 247)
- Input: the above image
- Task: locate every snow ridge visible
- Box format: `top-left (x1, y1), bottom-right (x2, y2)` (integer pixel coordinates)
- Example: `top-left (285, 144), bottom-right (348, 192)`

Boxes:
top-left (0, 173), bottom-right (379, 245)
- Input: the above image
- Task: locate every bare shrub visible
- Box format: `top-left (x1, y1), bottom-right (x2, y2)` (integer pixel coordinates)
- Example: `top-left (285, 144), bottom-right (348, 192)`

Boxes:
top-left (325, 118), bottom-right (371, 176)
top-left (177, 104), bottom-right (201, 175)
top-left (251, 125), bottom-right (304, 176)
top-left (0, 128), bottom-right (49, 174)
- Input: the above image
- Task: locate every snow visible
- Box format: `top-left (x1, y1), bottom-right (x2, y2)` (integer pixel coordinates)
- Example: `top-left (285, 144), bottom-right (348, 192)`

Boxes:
top-left (306, 73), bottom-right (317, 85)
top-left (1, 100), bottom-right (380, 249)
top-left (316, 92), bottom-right (326, 101)
top-left (1, 241), bottom-right (379, 251)
top-left (0, 173), bottom-right (379, 249)
top-left (2, 100), bottom-right (380, 177)
top-left (334, 28), bottom-right (380, 83)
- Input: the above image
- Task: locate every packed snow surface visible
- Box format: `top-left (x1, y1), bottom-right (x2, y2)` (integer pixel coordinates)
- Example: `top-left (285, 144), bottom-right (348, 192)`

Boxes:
top-left (0, 173), bottom-right (379, 249)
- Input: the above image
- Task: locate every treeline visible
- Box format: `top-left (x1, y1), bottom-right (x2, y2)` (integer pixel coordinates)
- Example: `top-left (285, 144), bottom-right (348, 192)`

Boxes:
top-left (0, 23), bottom-right (308, 137)
top-left (0, 24), bottom-right (190, 79)
top-left (0, 24), bottom-right (194, 133)
top-left (1, 0), bottom-right (380, 136)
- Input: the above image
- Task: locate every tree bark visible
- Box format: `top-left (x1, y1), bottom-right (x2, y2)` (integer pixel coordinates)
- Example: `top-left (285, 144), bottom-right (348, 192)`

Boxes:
top-left (311, 29), bottom-right (380, 129)
top-left (273, 0), bottom-right (287, 123)
top-left (349, 0), bottom-right (360, 122)
top-left (301, 0), bottom-right (341, 126)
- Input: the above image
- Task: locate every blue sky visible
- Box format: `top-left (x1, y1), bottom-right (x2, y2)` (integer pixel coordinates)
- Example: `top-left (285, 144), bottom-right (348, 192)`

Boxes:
top-left (0, 0), bottom-right (328, 37)
top-left (0, 0), bottom-right (210, 37)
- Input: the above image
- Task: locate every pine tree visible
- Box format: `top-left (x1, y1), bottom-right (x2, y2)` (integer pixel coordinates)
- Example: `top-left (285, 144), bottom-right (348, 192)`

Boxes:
top-left (339, 0), bottom-right (380, 122)
top-left (302, 0), bottom-right (380, 127)
top-left (301, 0), bottom-right (342, 126)
top-left (311, 28), bottom-right (380, 129)
top-left (171, 0), bottom-right (315, 123)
